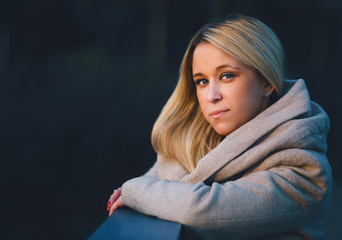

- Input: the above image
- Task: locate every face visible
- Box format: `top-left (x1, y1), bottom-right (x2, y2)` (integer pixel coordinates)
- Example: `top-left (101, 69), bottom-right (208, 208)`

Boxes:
top-left (192, 42), bottom-right (274, 136)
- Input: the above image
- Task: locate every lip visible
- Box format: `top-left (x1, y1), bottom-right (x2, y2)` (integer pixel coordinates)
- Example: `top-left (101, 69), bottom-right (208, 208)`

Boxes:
top-left (210, 109), bottom-right (229, 119)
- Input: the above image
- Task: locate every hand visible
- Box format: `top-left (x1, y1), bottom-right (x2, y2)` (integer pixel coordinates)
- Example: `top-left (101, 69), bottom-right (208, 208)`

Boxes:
top-left (108, 196), bottom-right (124, 216)
top-left (106, 187), bottom-right (124, 216)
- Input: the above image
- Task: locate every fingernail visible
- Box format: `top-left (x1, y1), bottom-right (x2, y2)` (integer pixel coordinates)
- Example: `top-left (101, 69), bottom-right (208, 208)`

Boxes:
top-left (107, 201), bottom-right (111, 210)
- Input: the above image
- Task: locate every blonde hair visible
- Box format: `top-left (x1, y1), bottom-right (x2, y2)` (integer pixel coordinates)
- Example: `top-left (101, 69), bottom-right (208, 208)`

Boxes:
top-left (151, 14), bottom-right (285, 173)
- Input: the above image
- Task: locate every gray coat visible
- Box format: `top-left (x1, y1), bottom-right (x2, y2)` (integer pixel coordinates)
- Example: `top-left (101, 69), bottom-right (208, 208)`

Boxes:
top-left (121, 79), bottom-right (332, 240)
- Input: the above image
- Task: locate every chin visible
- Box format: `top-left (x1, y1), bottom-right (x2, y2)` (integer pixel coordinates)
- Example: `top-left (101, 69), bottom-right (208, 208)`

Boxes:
top-left (213, 126), bottom-right (234, 136)
top-left (212, 120), bottom-right (243, 136)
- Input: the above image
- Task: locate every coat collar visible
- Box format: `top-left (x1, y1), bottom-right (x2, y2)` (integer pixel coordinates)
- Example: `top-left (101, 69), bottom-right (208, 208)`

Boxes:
top-left (182, 79), bottom-right (311, 184)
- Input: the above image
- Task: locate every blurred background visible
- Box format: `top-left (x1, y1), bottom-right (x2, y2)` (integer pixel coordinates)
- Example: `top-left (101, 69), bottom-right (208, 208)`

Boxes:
top-left (3, 0), bottom-right (342, 239)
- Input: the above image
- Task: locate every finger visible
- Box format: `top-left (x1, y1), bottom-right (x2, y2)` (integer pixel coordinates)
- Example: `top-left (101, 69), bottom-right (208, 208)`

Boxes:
top-left (111, 188), bottom-right (122, 202)
top-left (107, 193), bottom-right (117, 211)
top-left (107, 187), bottom-right (122, 211)
top-left (108, 197), bottom-right (124, 217)
top-left (109, 201), bottom-right (118, 216)
top-left (116, 196), bottom-right (124, 208)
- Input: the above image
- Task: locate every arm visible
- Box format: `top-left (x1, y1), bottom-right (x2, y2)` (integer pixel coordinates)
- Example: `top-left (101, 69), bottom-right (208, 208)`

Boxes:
top-left (121, 165), bottom-right (329, 238)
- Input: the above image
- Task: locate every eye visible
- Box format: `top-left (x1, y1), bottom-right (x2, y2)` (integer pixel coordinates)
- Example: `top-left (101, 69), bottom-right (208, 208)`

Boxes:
top-left (220, 72), bottom-right (235, 80)
top-left (195, 79), bottom-right (208, 86)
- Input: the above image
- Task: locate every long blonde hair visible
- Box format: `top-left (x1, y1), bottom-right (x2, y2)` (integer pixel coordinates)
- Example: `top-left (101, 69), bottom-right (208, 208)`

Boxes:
top-left (151, 14), bottom-right (285, 173)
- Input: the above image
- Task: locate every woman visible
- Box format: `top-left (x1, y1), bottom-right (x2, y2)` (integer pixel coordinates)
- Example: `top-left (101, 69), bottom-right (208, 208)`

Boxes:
top-left (107, 14), bottom-right (331, 240)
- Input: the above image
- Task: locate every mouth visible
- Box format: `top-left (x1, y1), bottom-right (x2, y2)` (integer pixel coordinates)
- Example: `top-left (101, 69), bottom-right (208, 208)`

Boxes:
top-left (210, 109), bottom-right (229, 119)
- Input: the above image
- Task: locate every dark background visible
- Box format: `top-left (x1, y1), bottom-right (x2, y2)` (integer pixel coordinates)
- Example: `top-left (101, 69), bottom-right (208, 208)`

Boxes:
top-left (3, 0), bottom-right (342, 239)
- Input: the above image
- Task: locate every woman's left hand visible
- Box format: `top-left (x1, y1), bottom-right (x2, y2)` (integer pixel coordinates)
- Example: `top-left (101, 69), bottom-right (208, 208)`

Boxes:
top-left (108, 196), bottom-right (124, 216)
top-left (107, 187), bottom-right (124, 216)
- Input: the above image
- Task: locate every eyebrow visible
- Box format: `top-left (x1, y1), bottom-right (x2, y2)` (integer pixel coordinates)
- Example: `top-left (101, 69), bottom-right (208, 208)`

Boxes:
top-left (193, 64), bottom-right (240, 78)
top-left (217, 64), bottom-right (240, 70)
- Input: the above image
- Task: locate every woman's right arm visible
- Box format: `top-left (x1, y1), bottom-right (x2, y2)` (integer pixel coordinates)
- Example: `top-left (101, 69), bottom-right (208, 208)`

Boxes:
top-left (120, 154), bottom-right (331, 239)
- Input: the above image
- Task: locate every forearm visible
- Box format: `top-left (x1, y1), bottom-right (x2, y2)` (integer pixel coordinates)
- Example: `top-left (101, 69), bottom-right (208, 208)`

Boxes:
top-left (121, 170), bottom-right (325, 238)
top-left (122, 176), bottom-right (206, 224)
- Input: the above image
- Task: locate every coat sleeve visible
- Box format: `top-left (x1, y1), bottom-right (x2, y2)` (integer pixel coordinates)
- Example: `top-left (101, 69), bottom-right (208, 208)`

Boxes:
top-left (121, 164), bottom-right (330, 239)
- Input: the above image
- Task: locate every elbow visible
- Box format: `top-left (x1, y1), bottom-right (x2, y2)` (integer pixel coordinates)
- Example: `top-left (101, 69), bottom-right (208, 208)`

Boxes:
top-left (178, 205), bottom-right (209, 228)
top-left (176, 183), bottom-right (219, 228)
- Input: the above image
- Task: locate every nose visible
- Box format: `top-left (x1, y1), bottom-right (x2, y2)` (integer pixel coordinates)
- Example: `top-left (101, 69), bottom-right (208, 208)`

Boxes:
top-left (207, 81), bottom-right (222, 103)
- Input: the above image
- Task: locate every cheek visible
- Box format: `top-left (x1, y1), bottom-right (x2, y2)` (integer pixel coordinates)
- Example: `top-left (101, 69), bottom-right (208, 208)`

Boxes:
top-left (226, 84), bottom-right (261, 114)
top-left (221, 86), bottom-right (242, 108)
top-left (196, 90), bottom-right (205, 108)
top-left (237, 87), bottom-right (264, 117)
top-left (196, 90), bottom-right (209, 117)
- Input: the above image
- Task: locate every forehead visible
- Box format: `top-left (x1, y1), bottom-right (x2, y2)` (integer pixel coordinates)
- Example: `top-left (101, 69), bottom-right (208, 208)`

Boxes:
top-left (192, 42), bottom-right (244, 73)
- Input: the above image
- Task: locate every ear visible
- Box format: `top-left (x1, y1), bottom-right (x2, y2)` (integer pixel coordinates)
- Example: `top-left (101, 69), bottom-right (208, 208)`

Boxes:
top-left (261, 80), bottom-right (274, 97)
